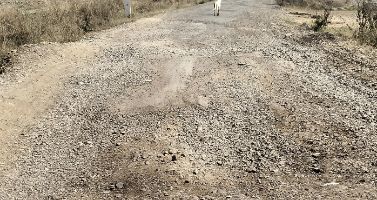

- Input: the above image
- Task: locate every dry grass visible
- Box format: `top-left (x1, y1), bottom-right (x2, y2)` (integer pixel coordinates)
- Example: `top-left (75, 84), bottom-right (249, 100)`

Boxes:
top-left (0, 0), bottom-right (211, 73)
top-left (276, 0), bottom-right (352, 9)
top-left (0, 0), bottom-right (125, 72)
top-left (284, 1), bottom-right (377, 47)
top-left (285, 7), bottom-right (358, 37)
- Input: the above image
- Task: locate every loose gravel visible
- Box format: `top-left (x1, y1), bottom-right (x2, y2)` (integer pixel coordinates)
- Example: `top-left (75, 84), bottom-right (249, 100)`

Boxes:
top-left (0, 0), bottom-right (376, 199)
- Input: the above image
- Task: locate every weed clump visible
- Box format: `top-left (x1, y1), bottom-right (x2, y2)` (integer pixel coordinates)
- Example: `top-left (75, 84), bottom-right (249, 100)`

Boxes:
top-left (312, 3), bottom-right (333, 31)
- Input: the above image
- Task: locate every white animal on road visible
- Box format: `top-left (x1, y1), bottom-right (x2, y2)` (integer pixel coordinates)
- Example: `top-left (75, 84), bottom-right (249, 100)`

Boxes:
top-left (214, 0), bottom-right (222, 16)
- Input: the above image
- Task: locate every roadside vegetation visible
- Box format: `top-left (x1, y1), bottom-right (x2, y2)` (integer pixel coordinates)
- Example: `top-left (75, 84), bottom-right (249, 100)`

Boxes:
top-left (276, 0), bottom-right (344, 9)
top-left (356, 0), bottom-right (377, 46)
top-left (279, 0), bottom-right (377, 47)
top-left (0, 0), bottom-right (210, 73)
top-left (312, 1), bottom-right (333, 31)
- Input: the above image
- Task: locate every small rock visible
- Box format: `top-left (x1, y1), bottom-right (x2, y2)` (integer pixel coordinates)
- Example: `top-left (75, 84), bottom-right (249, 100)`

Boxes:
top-left (323, 181), bottom-right (339, 186)
top-left (168, 148), bottom-right (177, 154)
top-left (217, 161), bottom-right (223, 166)
top-left (172, 155), bottom-right (177, 161)
top-left (272, 168), bottom-right (279, 173)
top-left (312, 167), bottom-right (322, 173)
top-left (284, 33), bottom-right (293, 38)
top-left (362, 166), bottom-right (369, 173)
top-left (312, 153), bottom-right (321, 158)
top-left (115, 182), bottom-right (124, 189)
top-left (193, 169), bottom-right (199, 175)
top-left (246, 167), bottom-right (257, 173)
top-left (191, 196), bottom-right (200, 200)
top-left (239, 147), bottom-right (248, 152)
top-left (109, 184), bottom-right (116, 190)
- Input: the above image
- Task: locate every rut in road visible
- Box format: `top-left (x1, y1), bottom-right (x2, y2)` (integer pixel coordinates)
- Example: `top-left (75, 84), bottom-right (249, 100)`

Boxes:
top-left (0, 0), bottom-right (376, 199)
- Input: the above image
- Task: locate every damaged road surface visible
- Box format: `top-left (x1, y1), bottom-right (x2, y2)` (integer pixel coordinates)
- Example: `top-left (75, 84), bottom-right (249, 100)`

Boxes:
top-left (0, 0), bottom-right (376, 199)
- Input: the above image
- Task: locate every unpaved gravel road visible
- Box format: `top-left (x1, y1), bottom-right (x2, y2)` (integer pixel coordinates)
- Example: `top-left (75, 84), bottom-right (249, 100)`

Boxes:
top-left (1, 0), bottom-right (377, 199)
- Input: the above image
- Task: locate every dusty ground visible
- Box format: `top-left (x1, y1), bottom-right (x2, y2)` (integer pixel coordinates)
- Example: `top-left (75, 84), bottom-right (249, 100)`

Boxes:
top-left (0, 0), bottom-right (376, 199)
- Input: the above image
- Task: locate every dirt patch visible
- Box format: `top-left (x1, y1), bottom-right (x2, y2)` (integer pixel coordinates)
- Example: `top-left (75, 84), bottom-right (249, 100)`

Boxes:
top-left (111, 56), bottom-right (196, 114)
top-left (0, 41), bottom-right (100, 189)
